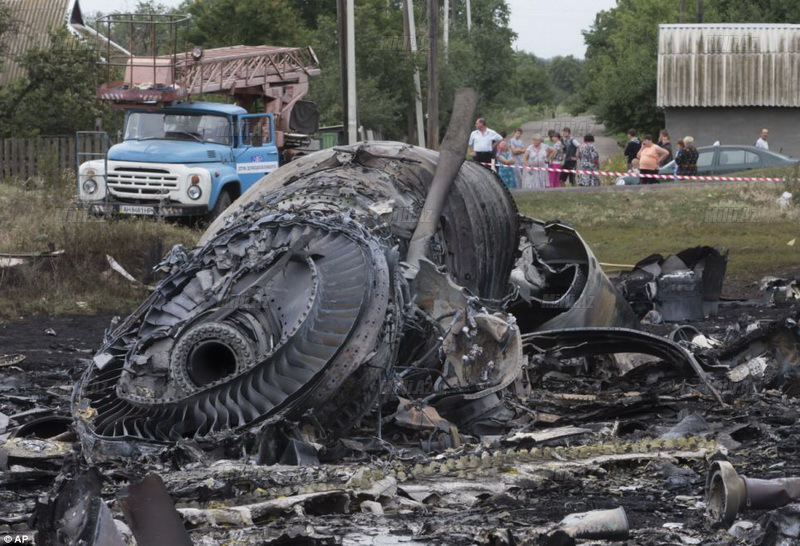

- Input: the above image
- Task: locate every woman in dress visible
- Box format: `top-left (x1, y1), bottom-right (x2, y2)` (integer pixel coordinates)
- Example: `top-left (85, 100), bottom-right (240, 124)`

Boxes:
top-left (576, 134), bottom-right (601, 187)
top-left (547, 132), bottom-right (564, 188)
top-left (495, 140), bottom-right (517, 189)
top-left (523, 134), bottom-right (549, 189)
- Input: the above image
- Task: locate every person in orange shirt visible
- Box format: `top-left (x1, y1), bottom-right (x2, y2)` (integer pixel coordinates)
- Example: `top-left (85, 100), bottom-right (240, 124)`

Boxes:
top-left (636, 135), bottom-right (670, 184)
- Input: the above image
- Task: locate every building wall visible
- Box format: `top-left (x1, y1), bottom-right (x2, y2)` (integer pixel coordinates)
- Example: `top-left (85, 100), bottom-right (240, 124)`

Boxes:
top-left (665, 107), bottom-right (800, 158)
top-left (658, 24), bottom-right (800, 108)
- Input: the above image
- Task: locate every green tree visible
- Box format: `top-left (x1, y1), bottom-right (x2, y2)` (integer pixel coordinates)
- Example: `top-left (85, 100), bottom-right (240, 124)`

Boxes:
top-left (508, 52), bottom-right (554, 106)
top-left (580, 0), bottom-right (800, 135)
top-left (580, 0), bottom-right (679, 135)
top-left (306, 0), bottom-right (416, 139)
top-left (111, 0), bottom-right (518, 141)
top-left (93, 2), bottom-right (188, 57)
top-left (0, 29), bottom-right (113, 137)
top-left (286, 0), bottom-right (336, 30)
top-left (187, 0), bottom-right (311, 47)
top-left (709, 0), bottom-right (800, 21)
top-left (547, 55), bottom-right (583, 96)
top-left (448, 0), bottom-right (516, 104)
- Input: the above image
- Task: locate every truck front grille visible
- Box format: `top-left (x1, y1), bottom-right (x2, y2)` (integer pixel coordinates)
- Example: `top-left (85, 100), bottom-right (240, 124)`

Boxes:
top-left (108, 166), bottom-right (179, 196)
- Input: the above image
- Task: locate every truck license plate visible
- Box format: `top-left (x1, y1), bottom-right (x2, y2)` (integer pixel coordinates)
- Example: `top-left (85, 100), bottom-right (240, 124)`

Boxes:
top-left (119, 205), bottom-right (155, 215)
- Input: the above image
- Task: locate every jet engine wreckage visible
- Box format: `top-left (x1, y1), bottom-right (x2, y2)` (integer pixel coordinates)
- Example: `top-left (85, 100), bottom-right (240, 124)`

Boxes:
top-left (74, 136), bottom-right (660, 456)
top-left (15, 92), bottom-right (800, 544)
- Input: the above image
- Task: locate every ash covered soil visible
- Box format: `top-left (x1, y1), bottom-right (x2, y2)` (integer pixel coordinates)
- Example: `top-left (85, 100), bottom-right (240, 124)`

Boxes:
top-left (2, 298), bottom-right (800, 545)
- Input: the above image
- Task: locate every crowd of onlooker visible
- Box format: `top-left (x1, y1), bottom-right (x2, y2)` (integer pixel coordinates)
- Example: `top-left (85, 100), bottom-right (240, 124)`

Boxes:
top-left (468, 118), bottom-right (701, 189)
top-left (623, 128), bottom-right (699, 184)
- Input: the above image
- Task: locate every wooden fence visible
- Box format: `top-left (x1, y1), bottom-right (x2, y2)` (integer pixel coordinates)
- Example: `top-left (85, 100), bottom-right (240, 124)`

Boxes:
top-left (0, 134), bottom-right (113, 181)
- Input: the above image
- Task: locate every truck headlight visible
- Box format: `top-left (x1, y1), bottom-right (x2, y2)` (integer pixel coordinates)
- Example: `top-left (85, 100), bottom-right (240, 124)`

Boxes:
top-left (187, 185), bottom-right (203, 200)
top-left (83, 178), bottom-right (98, 195)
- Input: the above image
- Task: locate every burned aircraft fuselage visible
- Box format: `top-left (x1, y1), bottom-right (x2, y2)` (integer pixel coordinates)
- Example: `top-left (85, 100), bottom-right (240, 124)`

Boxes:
top-left (74, 142), bottom-right (635, 456)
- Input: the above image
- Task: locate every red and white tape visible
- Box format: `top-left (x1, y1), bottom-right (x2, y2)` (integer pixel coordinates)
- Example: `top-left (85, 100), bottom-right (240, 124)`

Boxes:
top-left (480, 162), bottom-right (787, 183)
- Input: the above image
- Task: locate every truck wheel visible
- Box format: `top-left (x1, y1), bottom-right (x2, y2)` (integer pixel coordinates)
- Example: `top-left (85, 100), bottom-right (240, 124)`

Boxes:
top-left (208, 188), bottom-right (233, 221)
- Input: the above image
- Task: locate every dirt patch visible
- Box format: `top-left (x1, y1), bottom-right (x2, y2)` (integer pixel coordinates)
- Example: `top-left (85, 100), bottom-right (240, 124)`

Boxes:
top-left (0, 313), bottom-right (115, 366)
top-left (2, 300), bottom-right (800, 544)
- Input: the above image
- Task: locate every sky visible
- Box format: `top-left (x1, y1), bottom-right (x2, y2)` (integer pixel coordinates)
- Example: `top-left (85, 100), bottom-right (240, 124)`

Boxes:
top-left (77, 0), bottom-right (618, 59)
top-left (506, 0), bottom-right (619, 58)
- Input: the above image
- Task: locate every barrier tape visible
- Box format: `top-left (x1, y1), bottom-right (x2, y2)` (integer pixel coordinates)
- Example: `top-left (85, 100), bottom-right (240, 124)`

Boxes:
top-left (479, 161), bottom-right (787, 183)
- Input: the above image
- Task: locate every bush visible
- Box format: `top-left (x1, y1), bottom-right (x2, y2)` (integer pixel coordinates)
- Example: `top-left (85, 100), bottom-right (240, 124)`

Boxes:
top-left (0, 174), bottom-right (199, 317)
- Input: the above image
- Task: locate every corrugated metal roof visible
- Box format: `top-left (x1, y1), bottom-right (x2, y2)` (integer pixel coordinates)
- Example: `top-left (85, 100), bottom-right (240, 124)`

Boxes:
top-left (657, 24), bottom-right (800, 108)
top-left (0, 0), bottom-right (73, 87)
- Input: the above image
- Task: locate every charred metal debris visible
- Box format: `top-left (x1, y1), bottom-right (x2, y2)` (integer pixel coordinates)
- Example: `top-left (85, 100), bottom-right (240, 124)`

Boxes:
top-left (73, 141), bottom-right (644, 456)
top-left (5, 142), bottom-right (800, 544)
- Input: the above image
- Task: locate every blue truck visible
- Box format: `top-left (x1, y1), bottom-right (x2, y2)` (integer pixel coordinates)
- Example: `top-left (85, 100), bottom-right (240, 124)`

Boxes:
top-left (77, 16), bottom-right (320, 220)
top-left (78, 102), bottom-right (282, 219)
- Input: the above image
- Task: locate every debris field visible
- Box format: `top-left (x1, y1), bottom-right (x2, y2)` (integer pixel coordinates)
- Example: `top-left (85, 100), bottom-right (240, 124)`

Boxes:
top-left (1, 142), bottom-right (800, 545)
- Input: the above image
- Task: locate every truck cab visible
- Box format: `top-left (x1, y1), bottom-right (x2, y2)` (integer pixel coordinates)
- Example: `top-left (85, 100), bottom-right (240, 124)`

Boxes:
top-left (78, 102), bottom-right (278, 218)
top-left (75, 14), bottom-right (320, 220)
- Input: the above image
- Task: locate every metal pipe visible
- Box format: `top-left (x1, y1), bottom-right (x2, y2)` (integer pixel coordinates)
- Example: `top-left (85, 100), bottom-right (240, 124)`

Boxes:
top-left (706, 460), bottom-right (800, 527)
top-left (406, 87), bottom-right (476, 268)
top-left (560, 507), bottom-right (629, 540)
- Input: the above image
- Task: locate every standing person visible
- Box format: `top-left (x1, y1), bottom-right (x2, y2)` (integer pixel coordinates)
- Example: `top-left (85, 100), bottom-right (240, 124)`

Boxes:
top-left (675, 136), bottom-right (699, 179)
top-left (576, 134), bottom-right (601, 187)
top-left (636, 135), bottom-right (669, 184)
top-left (673, 139), bottom-right (684, 179)
top-left (657, 129), bottom-right (673, 166)
top-left (755, 128), bottom-right (769, 150)
top-left (623, 129), bottom-right (641, 170)
top-left (523, 134), bottom-right (549, 190)
top-left (468, 118), bottom-right (502, 170)
top-left (560, 127), bottom-right (580, 186)
top-left (547, 132), bottom-right (565, 188)
top-left (508, 128), bottom-right (525, 189)
top-left (495, 140), bottom-right (517, 189)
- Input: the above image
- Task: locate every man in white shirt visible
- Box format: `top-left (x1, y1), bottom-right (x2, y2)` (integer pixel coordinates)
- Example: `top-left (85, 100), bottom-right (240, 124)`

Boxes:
top-left (755, 128), bottom-right (769, 150)
top-left (468, 118), bottom-right (502, 170)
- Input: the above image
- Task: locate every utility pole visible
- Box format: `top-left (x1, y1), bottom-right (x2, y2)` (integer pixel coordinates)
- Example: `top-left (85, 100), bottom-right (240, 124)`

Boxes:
top-left (443, 0), bottom-right (449, 62)
top-left (405, 0), bottom-right (426, 148)
top-left (466, 0), bottom-right (472, 32)
top-left (696, 0), bottom-right (704, 23)
top-left (346, 0), bottom-right (357, 144)
top-left (427, 0), bottom-right (439, 150)
top-left (336, 0), bottom-right (348, 145)
top-left (336, 0), bottom-right (357, 145)
top-left (679, 0), bottom-right (686, 23)
top-left (402, 0), bottom-right (414, 142)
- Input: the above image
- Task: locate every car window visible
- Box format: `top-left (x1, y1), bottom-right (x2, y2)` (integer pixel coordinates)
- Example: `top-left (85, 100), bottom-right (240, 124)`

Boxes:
top-left (745, 151), bottom-right (761, 165)
top-left (697, 151), bottom-right (714, 168)
top-left (720, 150), bottom-right (745, 166)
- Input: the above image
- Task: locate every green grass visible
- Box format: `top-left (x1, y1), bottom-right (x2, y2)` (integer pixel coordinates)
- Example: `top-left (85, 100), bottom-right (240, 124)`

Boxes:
top-left (514, 179), bottom-right (800, 294)
top-left (0, 175), bottom-right (200, 318)
top-left (1, 166), bottom-right (797, 317)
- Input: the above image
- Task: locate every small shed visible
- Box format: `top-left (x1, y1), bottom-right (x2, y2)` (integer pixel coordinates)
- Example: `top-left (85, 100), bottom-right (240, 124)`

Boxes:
top-left (657, 23), bottom-right (800, 158)
top-left (0, 0), bottom-right (125, 88)
top-left (0, 0), bottom-right (77, 87)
